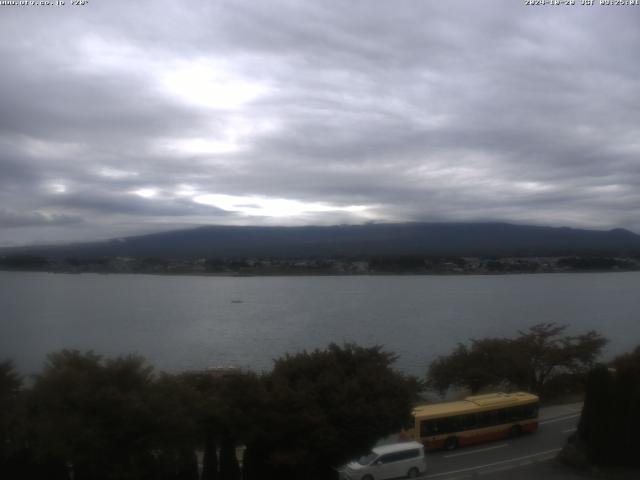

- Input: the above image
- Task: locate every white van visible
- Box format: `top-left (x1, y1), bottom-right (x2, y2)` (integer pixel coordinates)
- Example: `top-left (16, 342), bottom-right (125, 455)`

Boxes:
top-left (340, 441), bottom-right (426, 480)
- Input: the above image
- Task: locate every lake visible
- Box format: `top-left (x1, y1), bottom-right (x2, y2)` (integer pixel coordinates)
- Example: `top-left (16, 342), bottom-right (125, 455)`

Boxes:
top-left (1, 271), bottom-right (638, 376)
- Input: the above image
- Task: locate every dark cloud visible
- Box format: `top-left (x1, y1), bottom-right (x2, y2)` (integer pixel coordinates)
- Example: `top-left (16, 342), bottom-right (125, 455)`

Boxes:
top-left (1, 0), bottom-right (640, 245)
top-left (0, 209), bottom-right (83, 228)
top-left (48, 189), bottom-right (229, 218)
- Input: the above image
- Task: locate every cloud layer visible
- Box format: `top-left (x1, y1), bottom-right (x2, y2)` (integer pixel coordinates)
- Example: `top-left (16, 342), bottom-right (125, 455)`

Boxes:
top-left (1, 0), bottom-right (640, 245)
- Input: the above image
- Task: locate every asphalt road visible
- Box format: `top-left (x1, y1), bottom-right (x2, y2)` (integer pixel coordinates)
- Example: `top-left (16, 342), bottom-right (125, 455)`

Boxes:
top-left (420, 403), bottom-right (583, 480)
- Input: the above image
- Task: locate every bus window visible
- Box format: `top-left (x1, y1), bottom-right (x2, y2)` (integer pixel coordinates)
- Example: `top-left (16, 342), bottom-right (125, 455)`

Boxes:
top-left (420, 420), bottom-right (435, 436)
top-left (421, 417), bottom-right (462, 436)
top-left (440, 417), bottom-right (460, 434)
top-left (478, 410), bottom-right (498, 428)
top-left (506, 407), bottom-right (521, 422)
top-left (461, 413), bottom-right (477, 430)
top-left (521, 404), bottom-right (539, 419)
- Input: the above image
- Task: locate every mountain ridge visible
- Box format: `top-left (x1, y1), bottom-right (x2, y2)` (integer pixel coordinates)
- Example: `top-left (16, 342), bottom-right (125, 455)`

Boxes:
top-left (3, 222), bottom-right (640, 259)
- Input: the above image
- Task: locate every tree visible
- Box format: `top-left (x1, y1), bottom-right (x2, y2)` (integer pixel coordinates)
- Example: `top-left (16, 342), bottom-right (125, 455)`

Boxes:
top-left (576, 346), bottom-right (640, 468)
top-left (29, 350), bottom-right (162, 480)
top-left (245, 343), bottom-right (420, 480)
top-left (0, 361), bottom-right (22, 475)
top-left (578, 365), bottom-right (614, 465)
top-left (174, 371), bottom-right (224, 480)
top-left (511, 323), bottom-right (607, 394)
top-left (612, 344), bottom-right (640, 373)
top-left (609, 345), bottom-right (640, 467)
top-left (201, 430), bottom-right (219, 480)
top-left (427, 339), bottom-right (514, 395)
top-left (427, 323), bottom-right (607, 396)
top-left (147, 373), bottom-right (202, 480)
top-left (219, 434), bottom-right (240, 480)
top-left (178, 369), bottom-right (266, 480)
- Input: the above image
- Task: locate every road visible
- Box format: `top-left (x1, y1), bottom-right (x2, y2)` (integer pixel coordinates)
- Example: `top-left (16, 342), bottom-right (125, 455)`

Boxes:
top-left (420, 403), bottom-right (582, 480)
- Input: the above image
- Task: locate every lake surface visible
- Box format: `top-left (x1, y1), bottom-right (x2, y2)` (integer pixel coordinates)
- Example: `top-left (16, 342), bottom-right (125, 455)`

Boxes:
top-left (1, 271), bottom-right (639, 376)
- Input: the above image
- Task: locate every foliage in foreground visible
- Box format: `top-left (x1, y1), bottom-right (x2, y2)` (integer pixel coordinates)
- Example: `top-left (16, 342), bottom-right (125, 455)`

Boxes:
top-left (0, 344), bottom-right (418, 480)
top-left (576, 346), bottom-right (640, 468)
top-left (246, 344), bottom-right (420, 480)
top-left (426, 322), bottom-right (607, 397)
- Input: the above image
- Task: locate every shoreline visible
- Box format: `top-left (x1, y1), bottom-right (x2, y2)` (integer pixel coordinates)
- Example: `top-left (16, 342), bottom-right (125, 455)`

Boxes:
top-left (2, 267), bottom-right (640, 278)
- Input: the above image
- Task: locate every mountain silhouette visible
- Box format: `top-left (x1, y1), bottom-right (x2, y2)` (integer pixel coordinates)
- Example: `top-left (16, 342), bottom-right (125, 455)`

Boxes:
top-left (5, 222), bottom-right (640, 259)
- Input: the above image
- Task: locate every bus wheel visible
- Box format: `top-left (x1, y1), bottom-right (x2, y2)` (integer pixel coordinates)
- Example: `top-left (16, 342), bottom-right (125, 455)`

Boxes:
top-left (407, 467), bottom-right (419, 478)
top-left (444, 437), bottom-right (458, 450)
top-left (510, 425), bottom-right (522, 437)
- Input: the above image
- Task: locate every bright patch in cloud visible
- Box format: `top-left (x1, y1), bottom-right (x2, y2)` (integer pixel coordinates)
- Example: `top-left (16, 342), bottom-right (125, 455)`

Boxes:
top-left (159, 60), bottom-right (269, 110)
top-left (49, 183), bottom-right (67, 193)
top-left (194, 194), bottom-right (368, 218)
top-left (98, 167), bottom-right (139, 179)
top-left (78, 36), bottom-right (269, 112)
top-left (77, 35), bottom-right (141, 73)
top-left (159, 137), bottom-right (240, 155)
top-left (513, 181), bottom-right (553, 193)
top-left (131, 188), bottom-right (158, 198)
top-left (174, 184), bottom-right (198, 197)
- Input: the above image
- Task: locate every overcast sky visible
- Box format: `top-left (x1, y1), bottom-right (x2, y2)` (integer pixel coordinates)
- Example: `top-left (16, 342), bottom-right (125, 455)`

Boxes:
top-left (1, 0), bottom-right (640, 246)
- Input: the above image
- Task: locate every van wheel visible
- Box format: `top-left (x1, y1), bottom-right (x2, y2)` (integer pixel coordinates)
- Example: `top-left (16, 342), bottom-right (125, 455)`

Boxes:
top-left (362, 475), bottom-right (374, 480)
top-left (407, 467), bottom-right (420, 478)
top-left (510, 425), bottom-right (522, 437)
top-left (444, 437), bottom-right (458, 450)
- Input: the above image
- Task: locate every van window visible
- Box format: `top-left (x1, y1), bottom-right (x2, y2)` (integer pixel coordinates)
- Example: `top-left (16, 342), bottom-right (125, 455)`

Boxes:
top-left (396, 449), bottom-right (420, 461)
top-left (378, 449), bottom-right (420, 464)
top-left (357, 453), bottom-right (377, 466)
top-left (377, 453), bottom-right (397, 464)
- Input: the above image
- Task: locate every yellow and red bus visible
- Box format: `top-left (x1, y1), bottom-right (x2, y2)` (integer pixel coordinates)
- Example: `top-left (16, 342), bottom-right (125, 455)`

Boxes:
top-left (412, 392), bottom-right (539, 451)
